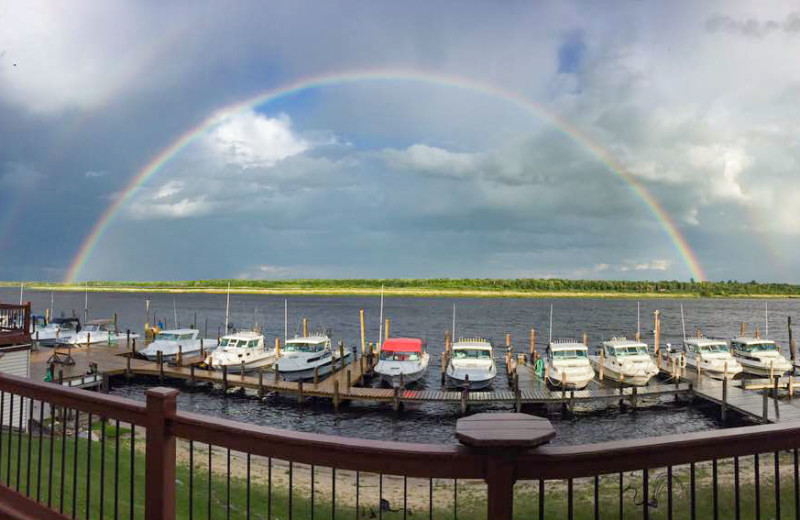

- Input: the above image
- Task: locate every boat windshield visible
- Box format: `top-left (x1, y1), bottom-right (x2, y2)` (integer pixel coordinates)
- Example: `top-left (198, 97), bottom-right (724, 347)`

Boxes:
top-left (156, 333), bottom-right (179, 341)
top-left (453, 349), bottom-right (491, 359)
top-left (84, 325), bottom-right (101, 332)
top-left (610, 346), bottom-right (649, 357)
top-left (380, 351), bottom-right (421, 361)
top-left (552, 350), bottom-right (588, 359)
top-left (742, 342), bottom-right (779, 353)
top-left (284, 343), bottom-right (324, 353)
top-left (698, 344), bottom-right (728, 353)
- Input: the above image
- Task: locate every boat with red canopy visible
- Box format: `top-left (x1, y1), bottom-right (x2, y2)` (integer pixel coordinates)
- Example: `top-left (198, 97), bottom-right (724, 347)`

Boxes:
top-left (375, 337), bottom-right (430, 388)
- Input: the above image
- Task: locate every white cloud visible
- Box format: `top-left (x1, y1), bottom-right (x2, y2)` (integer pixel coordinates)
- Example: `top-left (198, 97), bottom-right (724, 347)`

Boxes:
top-left (382, 144), bottom-right (481, 178)
top-left (205, 112), bottom-right (310, 169)
top-left (128, 196), bottom-right (212, 220)
top-left (84, 170), bottom-right (108, 178)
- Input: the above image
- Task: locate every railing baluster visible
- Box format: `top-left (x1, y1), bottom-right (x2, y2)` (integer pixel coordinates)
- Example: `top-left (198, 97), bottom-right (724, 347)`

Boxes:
top-left (207, 444), bottom-right (212, 520)
top-left (189, 440), bottom-right (194, 520)
top-left (86, 412), bottom-right (93, 520)
top-left (402, 475), bottom-right (406, 520)
top-left (245, 452), bottom-right (250, 520)
top-left (332, 467), bottom-right (337, 520)
top-left (100, 418), bottom-right (106, 520)
top-left (756, 453), bottom-right (761, 520)
top-left (129, 425), bottom-right (134, 520)
top-left (568, 477), bottom-right (574, 520)
top-left (539, 479), bottom-right (545, 520)
top-left (429, 477), bottom-right (433, 520)
top-left (379, 473), bottom-right (383, 520)
top-left (114, 419), bottom-right (120, 520)
top-left (690, 462), bottom-right (696, 520)
top-left (0, 391), bottom-right (5, 485)
top-left (594, 475), bottom-right (599, 520)
top-left (735, 457), bottom-right (741, 520)
top-left (776, 451), bottom-right (782, 520)
top-left (16, 393), bottom-right (23, 490)
top-left (36, 400), bottom-right (43, 502)
top-left (311, 465), bottom-right (315, 520)
top-left (56, 405), bottom-right (63, 512)
top-left (6, 393), bottom-right (13, 483)
top-left (619, 472), bottom-right (624, 520)
top-left (289, 461), bottom-right (294, 520)
top-left (667, 466), bottom-right (673, 520)
top-left (356, 471), bottom-right (360, 520)
top-left (267, 457), bottom-right (272, 520)
top-left (226, 448), bottom-right (231, 520)
top-left (454, 478), bottom-right (458, 520)
top-left (25, 397), bottom-right (33, 495)
top-left (713, 459), bottom-right (718, 520)
top-left (794, 449), bottom-right (799, 520)
top-left (73, 410), bottom-right (79, 518)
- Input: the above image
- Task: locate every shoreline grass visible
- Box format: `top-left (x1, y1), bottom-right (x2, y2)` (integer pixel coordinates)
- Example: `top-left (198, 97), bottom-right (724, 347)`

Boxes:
top-left (3, 279), bottom-right (800, 299)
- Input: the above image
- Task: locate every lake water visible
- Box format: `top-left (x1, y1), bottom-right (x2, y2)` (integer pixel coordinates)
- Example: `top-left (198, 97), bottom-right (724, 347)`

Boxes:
top-left (4, 287), bottom-right (793, 444)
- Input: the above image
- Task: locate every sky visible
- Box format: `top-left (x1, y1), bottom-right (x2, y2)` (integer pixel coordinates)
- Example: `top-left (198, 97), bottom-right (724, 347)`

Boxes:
top-left (1, 1), bottom-right (799, 283)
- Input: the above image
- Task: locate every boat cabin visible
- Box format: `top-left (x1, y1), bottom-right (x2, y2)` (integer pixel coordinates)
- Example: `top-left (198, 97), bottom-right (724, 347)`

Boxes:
top-left (283, 336), bottom-right (330, 353)
top-left (730, 337), bottom-right (781, 354)
top-left (601, 339), bottom-right (649, 357)
top-left (548, 341), bottom-right (589, 360)
top-left (380, 338), bottom-right (424, 361)
top-left (83, 319), bottom-right (116, 334)
top-left (219, 331), bottom-right (262, 349)
top-left (155, 329), bottom-right (199, 342)
top-left (683, 337), bottom-right (730, 356)
top-left (451, 339), bottom-right (492, 359)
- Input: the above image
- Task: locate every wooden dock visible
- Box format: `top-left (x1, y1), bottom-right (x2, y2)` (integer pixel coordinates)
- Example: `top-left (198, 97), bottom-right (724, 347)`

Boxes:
top-left (658, 362), bottom-right (800, 423)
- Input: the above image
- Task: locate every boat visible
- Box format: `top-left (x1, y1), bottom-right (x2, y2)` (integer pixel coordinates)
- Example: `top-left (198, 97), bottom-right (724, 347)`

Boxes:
top-left (204, 331), bottom-right (277, 373)
top-left (139, 329), bottom-right (214, 361)
top-left (670, 337), bottom-right (743, 380)
top-left (545, 340), bottom-right (595, 390)
top-left (729, 336), bottom-right (792, 377)
top-left (277, 334), bottom-right (351, 382)
top-left (592, 338), bottom-right (659, 386)
top-left (32, 317), bottom-right (81, 345)
top-left (445, 338), bottom-right (496, 389)
top-left (68, 319), bottom-right (139, 345)
top-left (375, 337), bottom-right (430, 388)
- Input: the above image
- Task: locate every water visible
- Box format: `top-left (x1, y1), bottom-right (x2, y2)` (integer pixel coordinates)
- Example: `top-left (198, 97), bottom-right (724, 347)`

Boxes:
top-left (4, 287), bottom-right (792, 445)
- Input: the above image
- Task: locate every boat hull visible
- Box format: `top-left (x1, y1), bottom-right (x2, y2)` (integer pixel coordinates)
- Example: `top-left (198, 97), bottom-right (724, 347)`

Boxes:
top-left (209, 355), bottom-right (276, 373)
top-left (378, 367), bottom-right (427, 388)
top-left (590, 360), bottom-right (656, 386)
top-left (736, 360), bottom-right (791, 378)
top-left (445, 374), bottom-right (495, 390)
top-left (278, 352), bottom-right (353, 382)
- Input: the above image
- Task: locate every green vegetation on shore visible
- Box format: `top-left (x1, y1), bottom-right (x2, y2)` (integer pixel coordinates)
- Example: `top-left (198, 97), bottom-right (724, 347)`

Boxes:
top-left (3, 278), bottom-right (800, 298)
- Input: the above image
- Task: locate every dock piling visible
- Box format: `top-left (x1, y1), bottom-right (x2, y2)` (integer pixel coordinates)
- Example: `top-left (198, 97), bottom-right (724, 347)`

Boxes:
top-left (385, 319), bottom-right (391, 340)
top-left (763, 391), bottom-right (769, 422)
top-left (722, 375), bottom-right (728, 422)
top-left (126, 355), bottom-right (131, 380)
top-left (157, 351), bottom-right (164, 383)
top-left (314, 367), bottom-right (320, 387)
top-left (177, 345), bottom-right (182, 366)
top-left (222, 365), bottom-right (228, 393)
top-left (298, 380), bottom-right (304, 406)
top-left (359, 309), bottom-right (366, 356)
top-left (87, 332), bottom-right (91, 349)
top-left (241, 361), bottom-right (246, 381)
top-left (441, 352), bottom-right (447, 386)
top-left (339, 343), bottom-right (345, 371)
top-left (274, 365), bottom-right (279, 383)
top-left (393, 387), bottom-right (401, 413)
top-left (346, 369), bottom-right (351, 391)
top-left (460, 386), bottom-right (468, 415)
top-left (190, 365), bottom-right (195, 385)
top-left (599, 350), bottom-right (605, 381)
top-left (258, 371), bottom-right (264, 398)
top-left (529, 328), bottom-right (536, 356)
top-left (302, 318), bottom-right (308, 337)
top-left (200, 339), bottom-right (204, 360)
top-left (333, 380), bottom-right (340, 411)
top-left (631, 387), bottom-right (637, 411)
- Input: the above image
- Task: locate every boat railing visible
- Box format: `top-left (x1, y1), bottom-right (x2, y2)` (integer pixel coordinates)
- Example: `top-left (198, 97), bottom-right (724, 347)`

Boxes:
top-left (0, 370), bottom-right (798, 519)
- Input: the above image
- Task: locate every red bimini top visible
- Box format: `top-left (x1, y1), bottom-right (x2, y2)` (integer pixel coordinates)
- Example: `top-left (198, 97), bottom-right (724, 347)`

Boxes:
top-left (381, 337), bottom-right (423, 352)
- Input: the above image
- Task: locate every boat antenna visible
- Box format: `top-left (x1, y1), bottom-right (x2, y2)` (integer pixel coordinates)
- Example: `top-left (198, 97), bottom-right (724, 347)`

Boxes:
top-left (680, 304), bottom-right (687, 341)
top-left (224, 282), bottom-right (231, 333)
top-left (765, 301), bottom-right (769, 337)
top-left (84, 283), bottom-right (89, 324)
top-left (378, 284), bottom-right (385, 349)
top-left (284, 298), bottom-right (288, 341)
top-left (173, 296), bottom-right (178, 329)
top-left (452, 304), bottom-right (456, 342)
top-left (548, 303), bottom-right (553, 344)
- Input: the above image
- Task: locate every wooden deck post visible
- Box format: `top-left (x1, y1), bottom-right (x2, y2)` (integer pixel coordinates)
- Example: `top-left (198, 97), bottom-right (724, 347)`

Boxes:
top-left (460, 386), bottom-right (468, 415)
top-left (157, 351), bottom-right (164, 383)
top-left (190, 364), bottom-right (195, 385)
top-left (302, 318), bottom-right (308, 337)
top-left (132, 338), bottom-right (136, 355)
top-left (385, 318), bottom-right (391, 340)
top-left (177, 345), bottom-right (182, 366)
top-left (763, 391), bottom-right (769, 422)
top-left (569, 390), bottom-right (575, 413)
top-left (275, 337), bottom-right (281, 358)
top-left (359, 309), bottom-right (366, 356)
top-left (333, 380), bottom-right (340, 411)
top-left (741, 322), bottom-right (747, 336)
top-left (87, 332), bottom-right (91, 349)
top-left (126, 330), bottom-right (130, 350)
top-left (529, 328), bottom-right (536, 356)
top-left (599, 350), bottom-right (605, 381)
top-left (393, 386), bottom-right (400, 413)
top-left (441, 352), bottom-right (447, 386)
top-left (314, 367), bottom-right (320, 387)
top-left (145, 387), bottom-right (178, 520)
top-left (339, 343), bottom-right (345, 371)
top-left (774, 375), bottom-right (779, 399)
top-left (222, 365), bottom-right (228, 393)
top-left (274, 365), bottom-right (279, 384)
top-left (241, 361), bottom-right (246, 381)
top-left (346, 369), bottom-right (352, 391)
top-left (298, 380), bottom-right (304, 406)
top-left (789, 316), bottom-right (795, 372)
top-left (200, 339), bottom-right (204, 360)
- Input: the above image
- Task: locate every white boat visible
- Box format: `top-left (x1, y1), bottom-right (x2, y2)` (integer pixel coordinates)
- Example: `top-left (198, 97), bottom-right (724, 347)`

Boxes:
top-left (729, 336), bottom-right (792, 377)
top-left (204, 331), bottom-right (277, 373)
top-left (592, 338), bottom-right (659, 386)
top-left (546, 341), bottom-right (595, 390)
top-left (32, 317), bottom-right (81, 345)
top-left (445, 339), bottom-right (496, 390)
top-left (670, 337), bottom-right (743, 380)
top-left (69, 319), bottom-right (139, 345)
top-left (139, 329), bottom-right (215, 361)
top-left (375, 337), bottom-right (430, 388)
top-left (277, 334), bottom-right (352, 381)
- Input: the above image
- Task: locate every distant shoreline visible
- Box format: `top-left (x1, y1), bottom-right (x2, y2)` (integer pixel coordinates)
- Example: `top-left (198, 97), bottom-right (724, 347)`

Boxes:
top-left (1, 281), bottom-right (798, 299)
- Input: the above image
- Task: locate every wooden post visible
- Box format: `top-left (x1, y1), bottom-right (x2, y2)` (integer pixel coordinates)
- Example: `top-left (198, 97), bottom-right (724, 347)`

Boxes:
top-left (132, 338), bottom-right (136, 355)
top-left (441, 352), bottom-right (447, 386)
top-left (114, 312), bottom-right (119, 334)
top-left (722, 374), bottom-right (728, 422)
top-left (696, 326), bottom-right (702, 338)
top-left (333, 380), bottom-right (340, 411)
top-left (763, 390), bottom-right (769, 422)
top-left (505, 333), bottom-right (511, 349)
top-left (385, 318), bottom-right (391, 340)
top-left (653, 310), bottom-right (661, 365)
top-left (360, 355), bottom-right (365, 375)
top-left (241, 361), bottom-right (246, 380)
top-left (302, 318), bottom-right (308, 337)
top-left (789, 316), bottom-right (795, 370)
top-left (755, 324), bottom-right (761, 339)
top-left (314, 366), bottom-right (320, 386)
top-left (298, 379), bottom-right (304, 406)
top-left (529, 328), bottom-right (536, 356)
top-left (222, 365), bottom-right (228, 393)
top-left (346, 369), bottom-right (352, 391)
top-left (582, 333), bottom-right (588, 347)
top-left (599, 350), bottom-right (605, 381)
top-left (258, 371), bottom-right (264, 398)
top-left (339, 343), bottom-right (345, 371)
top-left (157, 351), bottom-right (164, 383)
top-left (631, 386), bottom-right (637, 411)
top-left (393, 386), bottom-right (401, 413)
top-left (275, 337), bottom-right (281, 358)
top-left (274, 364), bottom-right (279, 383)
top-left (774, 374), bottom-right (779, 399)
top-left (741, 322), bottom-right (747, 336)
top-left (190, 364), bottom-right (196, 385)
top-left (177, 345), bottom-right (182, 366)
top-left (126, 330), bottom-right (131, 350)
top-left (145, 388), bottom-right (178, 520)
top-left (445, 330), bottom-right (451, 354)
top-left (87, 332), bottom-right (91, 348)
top-left (514, 373), bottom-right (521, 412)
top-left (200, 339), bottom-right (204, 360)
top-left (359, 309), bottom-right (366, 356)
top-left (460, 386), bottom-right (468, 415)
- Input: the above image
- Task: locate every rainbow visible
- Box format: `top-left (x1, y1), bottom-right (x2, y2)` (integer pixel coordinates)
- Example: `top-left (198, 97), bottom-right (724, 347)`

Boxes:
top-left (64, 69), bottom-right (706, 283)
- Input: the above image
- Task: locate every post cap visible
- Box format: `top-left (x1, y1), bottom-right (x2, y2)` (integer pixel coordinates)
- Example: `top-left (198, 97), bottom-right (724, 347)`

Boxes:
top-left (456, 413), bottom-right (555, 448)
